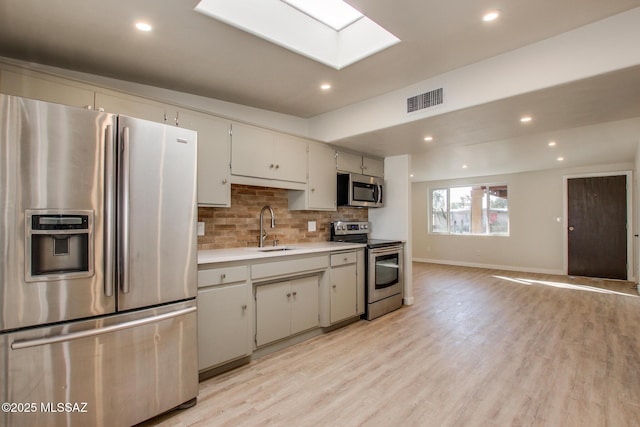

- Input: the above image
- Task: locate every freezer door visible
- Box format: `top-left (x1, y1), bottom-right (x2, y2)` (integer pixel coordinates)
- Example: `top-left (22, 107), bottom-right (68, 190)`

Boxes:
top-left (0, 95), bottom-right (116, 331)
top-left (0, 300), bottom-right (198, 427)
top-left (117, 116), bottom-right (197, 310)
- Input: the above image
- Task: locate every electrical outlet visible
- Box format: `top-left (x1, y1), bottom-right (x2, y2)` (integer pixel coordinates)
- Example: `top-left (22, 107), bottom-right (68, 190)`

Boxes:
top-left (308, 221), bottom-right (316, 232)
top-left (197, 222), bottom-right (205, 236)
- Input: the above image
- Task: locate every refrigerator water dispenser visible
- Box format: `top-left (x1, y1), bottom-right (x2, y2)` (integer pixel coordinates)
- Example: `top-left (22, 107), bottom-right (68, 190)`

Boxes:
top-left (25, 210), bottom-right (94, 282)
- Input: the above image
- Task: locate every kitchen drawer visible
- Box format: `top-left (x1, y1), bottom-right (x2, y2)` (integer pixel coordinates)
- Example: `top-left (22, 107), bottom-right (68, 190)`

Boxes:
top-left (198, 265), bottom-right (247, 288)
top-left (331, 251), bottom-right (357, 267)
top-left (252, 255), bottom-right (328, 281)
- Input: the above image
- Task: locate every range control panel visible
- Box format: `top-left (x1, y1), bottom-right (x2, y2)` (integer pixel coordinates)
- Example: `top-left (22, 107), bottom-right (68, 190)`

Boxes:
top-left (331, 221), bottom-right (370, 235)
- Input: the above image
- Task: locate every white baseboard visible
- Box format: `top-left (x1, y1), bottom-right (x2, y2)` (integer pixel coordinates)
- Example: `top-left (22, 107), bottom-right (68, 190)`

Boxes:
top-left (412, 257), bottom-right (565, 276)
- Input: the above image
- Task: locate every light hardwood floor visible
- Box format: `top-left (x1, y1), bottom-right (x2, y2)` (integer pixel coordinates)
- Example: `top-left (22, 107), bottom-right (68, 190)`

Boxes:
top-left (142, 263), bottom-right (640, 426)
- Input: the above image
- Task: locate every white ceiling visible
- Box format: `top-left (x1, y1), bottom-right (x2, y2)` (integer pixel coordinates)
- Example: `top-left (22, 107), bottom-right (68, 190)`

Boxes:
top-left (1, 0), bottom-right (639, 181)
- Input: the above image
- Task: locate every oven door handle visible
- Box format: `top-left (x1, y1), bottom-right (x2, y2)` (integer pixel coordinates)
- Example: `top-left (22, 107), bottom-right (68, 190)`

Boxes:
top-left (369, 246), bottom-right (403, 256)
top-left (376, 262), bottom-right (400, 269)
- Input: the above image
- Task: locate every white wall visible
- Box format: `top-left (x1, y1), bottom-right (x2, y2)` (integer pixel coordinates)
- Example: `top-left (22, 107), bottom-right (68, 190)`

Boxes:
top-left (309, 8), bottom-right (640, 142)
top-left (412, 162), bottom-right (634, 274)
top-left (369, 155), bottom-right (413, 304)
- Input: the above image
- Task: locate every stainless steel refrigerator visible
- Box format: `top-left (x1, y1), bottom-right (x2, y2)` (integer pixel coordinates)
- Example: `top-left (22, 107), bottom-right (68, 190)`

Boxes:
top-left (0, 94), bottom-right (199, 427)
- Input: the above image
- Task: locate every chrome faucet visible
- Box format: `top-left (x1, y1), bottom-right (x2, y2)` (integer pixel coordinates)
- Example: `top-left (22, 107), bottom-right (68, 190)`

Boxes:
top-left (259, 205), bottom-right (275, 247)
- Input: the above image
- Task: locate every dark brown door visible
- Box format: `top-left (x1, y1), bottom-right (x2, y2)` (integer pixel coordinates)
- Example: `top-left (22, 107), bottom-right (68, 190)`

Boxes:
top-left (567, 175), bottom-right (627, 280)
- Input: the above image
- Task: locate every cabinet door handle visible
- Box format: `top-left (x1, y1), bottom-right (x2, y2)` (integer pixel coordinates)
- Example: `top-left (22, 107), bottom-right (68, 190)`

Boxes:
top-left (220, 273), bottom-right (226, 280)
top-left (286, 293), bottom-right (291, 298)
top-left (292, 291), bottom-right (297, 296)
top-left (270, 164), bottom-right (275, 169)
top-left (222, 178), bottom-right (227, 184)
top-left (344, 257), bottom-right (348, 262)
top-left (275, 164), bottom-right (280, 169)
top-left (241, 304), bottom-right (247, 311)
top-left (332, 285), bottom-right (337, 289)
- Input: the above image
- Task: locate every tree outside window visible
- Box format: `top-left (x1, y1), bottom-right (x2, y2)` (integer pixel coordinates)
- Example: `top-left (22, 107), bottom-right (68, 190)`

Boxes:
top-left (430, 184), bottom-right (509, 235)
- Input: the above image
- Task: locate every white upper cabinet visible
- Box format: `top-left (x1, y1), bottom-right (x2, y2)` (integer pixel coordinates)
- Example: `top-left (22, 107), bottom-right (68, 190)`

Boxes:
top-left (231, 122), bottom-right (307, 184)
top-left (274, 133), bottom-right (308, 183)
top-left (362, 156), bottom-right (384, 178)
top-left (179, 109), bottom-right (231, 207)
top-left (336, 150), bottom-right (384, 177)
top-left (95, 91), bottom-right (171, 124)
top-left (0, 69), bottom-right (95, 109)
top-left (289, 142), bottom-right (336, 211)
top-left (307, 142), bottom-right (337, 210)
top-left (336, 151), bottom-right (363, 174)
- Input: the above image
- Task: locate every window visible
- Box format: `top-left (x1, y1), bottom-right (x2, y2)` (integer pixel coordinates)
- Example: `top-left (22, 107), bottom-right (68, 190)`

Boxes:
top-left (430, 185), bottom-right (509, 235)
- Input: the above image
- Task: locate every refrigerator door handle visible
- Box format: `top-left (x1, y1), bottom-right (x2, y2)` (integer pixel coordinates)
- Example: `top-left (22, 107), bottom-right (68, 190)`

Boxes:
top-left (104, 124), bottom-right (115, 297)
top-left (11, 306), bottom-right (197, 350)
top-left (120, 126), bottom-right (131, 294)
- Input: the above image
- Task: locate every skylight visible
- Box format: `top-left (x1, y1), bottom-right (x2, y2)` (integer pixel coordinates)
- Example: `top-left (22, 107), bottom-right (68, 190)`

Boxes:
top-left (281, 0), bottom-right (363, 31)
top-left (194, 0), bottom-right (400, 70)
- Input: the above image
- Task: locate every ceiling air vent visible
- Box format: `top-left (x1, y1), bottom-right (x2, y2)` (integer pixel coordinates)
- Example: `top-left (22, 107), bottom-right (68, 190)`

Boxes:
top-left (407, 88), bottom-right (444, 113)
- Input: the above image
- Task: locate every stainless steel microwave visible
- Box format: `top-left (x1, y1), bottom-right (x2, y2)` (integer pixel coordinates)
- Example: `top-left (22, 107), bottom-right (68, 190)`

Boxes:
top-left (337, 173), bottom-right (384, 208)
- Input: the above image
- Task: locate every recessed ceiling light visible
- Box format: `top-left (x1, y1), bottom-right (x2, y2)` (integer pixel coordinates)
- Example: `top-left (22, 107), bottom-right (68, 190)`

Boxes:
top-left (548, 141), bottom-right (557, 147)
top-left (462, 164), bottom-right (468, 169)
top-left (423, 136), bottom-right (433, 142)
top-left (410, 174), bottom-right (414, 178)
top-left (520, 116), bottom-right (532, 123)
top-left (320, 83), bottom-right (331, 90)
top-left (135, 22), bottom-right (152, 32)
top-left (482, 10), bottom-right (501, 22)
top-left (557, 157), bottom-right (564, 162)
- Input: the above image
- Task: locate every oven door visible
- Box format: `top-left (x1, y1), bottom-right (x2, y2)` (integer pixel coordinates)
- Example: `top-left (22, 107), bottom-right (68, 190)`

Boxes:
top-left (368, 246), bottom-right (403, 302)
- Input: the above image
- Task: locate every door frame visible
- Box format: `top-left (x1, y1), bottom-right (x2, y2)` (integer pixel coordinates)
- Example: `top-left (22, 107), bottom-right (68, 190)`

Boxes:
top-left (562, 170), bottom-right (633, 281)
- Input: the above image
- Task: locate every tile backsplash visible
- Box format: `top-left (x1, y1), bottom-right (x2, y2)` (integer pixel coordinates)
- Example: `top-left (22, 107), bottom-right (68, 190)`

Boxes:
top-left (198, 184), bottom-right (368, 250)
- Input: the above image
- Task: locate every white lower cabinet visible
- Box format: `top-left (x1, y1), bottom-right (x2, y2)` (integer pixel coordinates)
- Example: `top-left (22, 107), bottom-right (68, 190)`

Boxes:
top-left (198, 283), bottom-right (251, 370)
top-left (255, 275), bottom-right (319, 347)
top-left (197, 249), bottom-right (362, 372)
top-left (330, 252), bottom-right (358, 324)
top-left (197, 265), bottom-right (251, 371)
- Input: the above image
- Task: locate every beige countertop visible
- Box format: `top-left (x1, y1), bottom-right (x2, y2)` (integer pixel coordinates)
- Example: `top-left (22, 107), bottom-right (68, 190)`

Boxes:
top-left (198, 242), bottom-right (366, 265)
